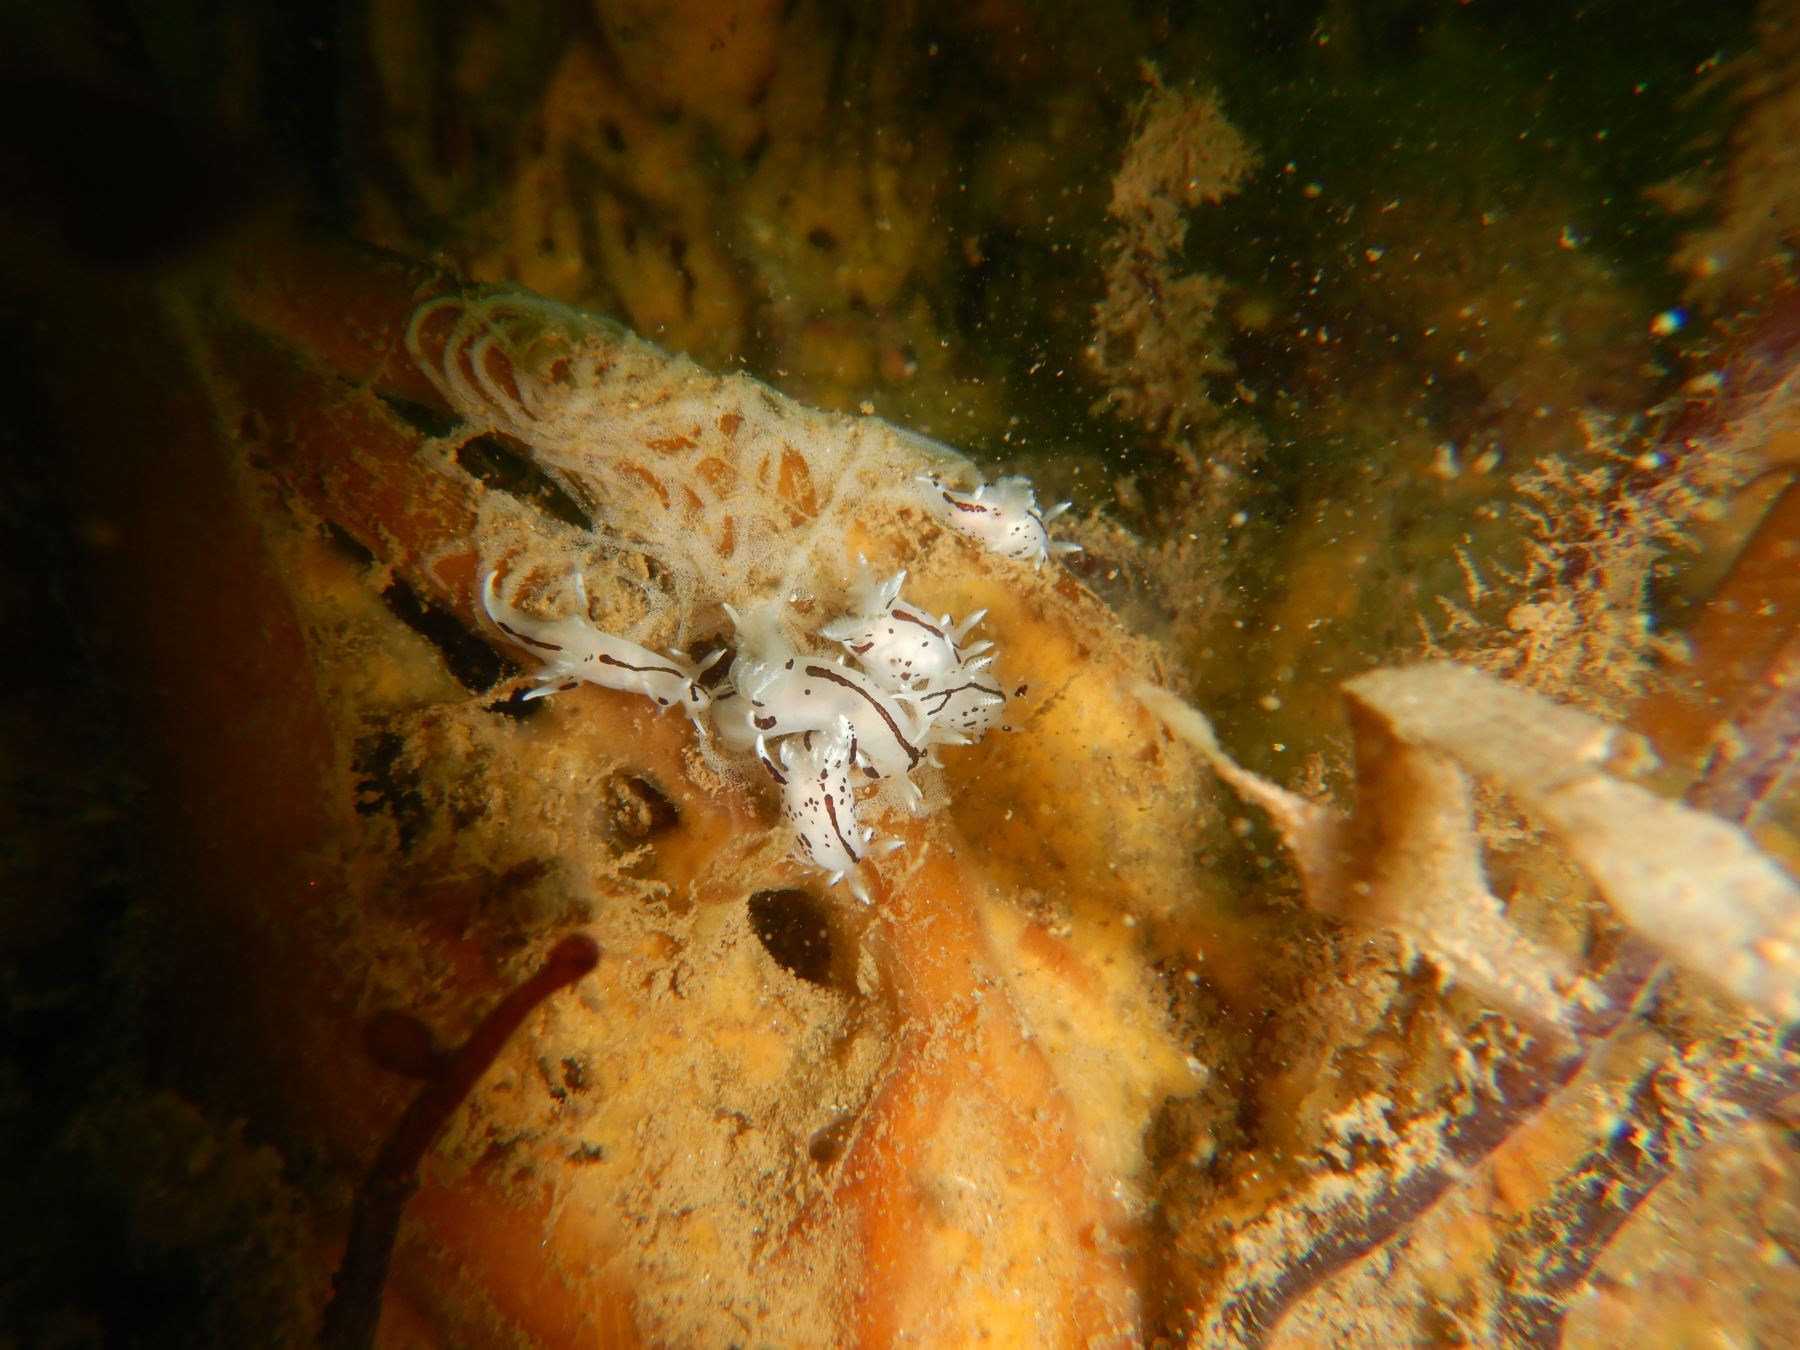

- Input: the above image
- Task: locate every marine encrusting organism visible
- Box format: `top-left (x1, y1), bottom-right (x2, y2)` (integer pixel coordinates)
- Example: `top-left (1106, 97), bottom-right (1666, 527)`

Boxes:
top-left (322, 934), bottom-right (600, 1350)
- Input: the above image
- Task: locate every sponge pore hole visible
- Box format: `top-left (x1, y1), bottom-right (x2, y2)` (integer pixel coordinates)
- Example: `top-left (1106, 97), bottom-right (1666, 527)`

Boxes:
top-left (746, 888), bottom-right (838, 988)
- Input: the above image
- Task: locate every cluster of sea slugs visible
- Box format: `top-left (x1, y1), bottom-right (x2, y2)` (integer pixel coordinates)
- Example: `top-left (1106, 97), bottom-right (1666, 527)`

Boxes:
top-left (482, 475), bottom-right (1077, 901)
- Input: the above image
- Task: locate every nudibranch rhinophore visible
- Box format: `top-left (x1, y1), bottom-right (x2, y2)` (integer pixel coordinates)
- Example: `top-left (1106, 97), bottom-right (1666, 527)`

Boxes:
top-left (417, 294), bottom-right (1078, 900)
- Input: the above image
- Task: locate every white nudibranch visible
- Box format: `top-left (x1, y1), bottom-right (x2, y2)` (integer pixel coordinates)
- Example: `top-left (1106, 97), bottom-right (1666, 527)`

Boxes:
top-left (820, 565), bottom-right (990, 693)
top-left (924, 475), bottom-right (1082, 568)
top-left (480, 570), bottom-right (714, 722)
top-left (761, 716), bottom-right (872, 905)
top-left (718, 602), bottom-right (931, 784)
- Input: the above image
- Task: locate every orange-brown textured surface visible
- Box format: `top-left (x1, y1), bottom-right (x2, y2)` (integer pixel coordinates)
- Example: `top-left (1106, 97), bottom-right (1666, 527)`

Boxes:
top-left (830, 835), bottom-right (1138, 1347)
top-left (1639, 475), bottom-right (1800, 774)
top-left (84, 228), bottom-right (1786, 1349)
top-left (9, 4), bottom-right (1800, 1347)
top-left (152, 229), bottom-right (1205, 1347)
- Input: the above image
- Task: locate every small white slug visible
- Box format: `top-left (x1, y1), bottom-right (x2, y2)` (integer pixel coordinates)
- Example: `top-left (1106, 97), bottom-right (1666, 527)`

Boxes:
top-left (762, 716), bottom-right (872, 905)
top-left (724, 605), bottom-right (931, 780)
top-left (821, 566), bottom-right (989, 694)
top-left (481, 569), bottom-right (713, 721)
top-left (924, 475), bottom-right (1082, 568)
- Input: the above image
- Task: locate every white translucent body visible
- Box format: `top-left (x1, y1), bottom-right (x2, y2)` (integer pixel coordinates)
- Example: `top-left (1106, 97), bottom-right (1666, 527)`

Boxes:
top-left (481, 571), bottom-right (710, 720)
top-left (722, 605), bottom-right (930, 781)
top-left (926, 476), bottom-right (1080, 569)
top-left (761, 716), bottom-right (871, 903)
top-left (919, 673), bottom-right (1008, 742)
top-left (821, 567), bottom-right (991, 694)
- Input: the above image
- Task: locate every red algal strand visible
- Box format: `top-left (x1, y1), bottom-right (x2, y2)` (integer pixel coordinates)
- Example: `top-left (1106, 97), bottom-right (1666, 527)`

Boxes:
top-left (319, 933), bottom-right (600, 1350)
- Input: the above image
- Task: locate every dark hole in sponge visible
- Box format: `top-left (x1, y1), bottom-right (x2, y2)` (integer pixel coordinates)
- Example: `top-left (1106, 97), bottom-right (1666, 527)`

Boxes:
top-left (377, 395), bottom-right (592, 531)
top-left (318, 521), bottom-right (512, 694)
top-left (453, 435), bottom-right (593, 530)
top-left (747, 888), bottom-right (836, 987)
top-left (808, 1114), bottom-right (856, 1166)
top-left (379, 575), bottom-right (507, 691)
